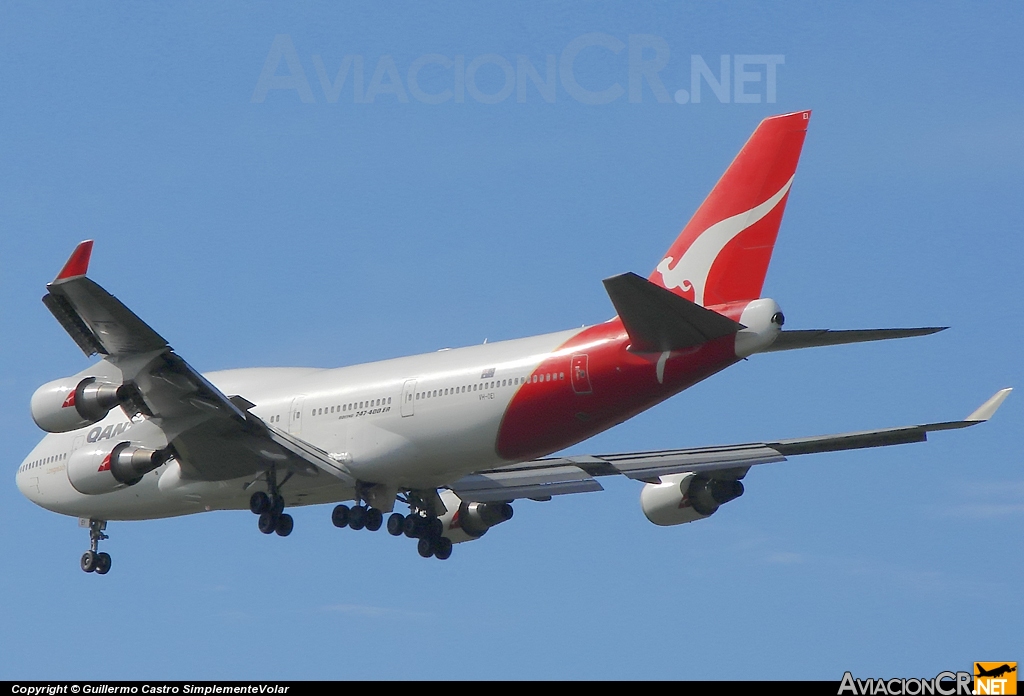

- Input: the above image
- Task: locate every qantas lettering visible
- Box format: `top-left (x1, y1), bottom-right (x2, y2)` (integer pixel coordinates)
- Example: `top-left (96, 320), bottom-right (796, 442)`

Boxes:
top-left (86, 421), bottom-right (132, 443)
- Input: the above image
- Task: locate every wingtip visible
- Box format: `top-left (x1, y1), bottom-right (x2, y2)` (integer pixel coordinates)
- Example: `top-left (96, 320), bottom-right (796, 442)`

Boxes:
top-left (966, 388), bottom-right (1012, 422)
top-left (55, 240), bottom-right (94, 281)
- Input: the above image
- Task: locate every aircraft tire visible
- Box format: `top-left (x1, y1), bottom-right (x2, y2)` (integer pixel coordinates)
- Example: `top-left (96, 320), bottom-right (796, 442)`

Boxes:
top-left (386, 513), bottom-right (405, 536)
top-left (417, 536), bottom-right (435, 558)
top-left (81, 550), bottom-right (97, 573)
top-left (434, 537), bottom-right (453, 560)
top-left (365, 507), bottom-right (383, 531)
top-left (403, 514), bottom-right (419, 538)
top-left (258, 512), bottom-right (277, 534)
top-left (348, 505), bottom-right (367, 530)
top-left (331, 504), bottom-right (350, 528)
top-left (275, 513), bottom-right (294, 537)
top-left (249, 491), bottom-right (271, 515)
top-left (271, 495), bottom-right (285, 515)
top-left (95, 552), bottom-right (112, 574)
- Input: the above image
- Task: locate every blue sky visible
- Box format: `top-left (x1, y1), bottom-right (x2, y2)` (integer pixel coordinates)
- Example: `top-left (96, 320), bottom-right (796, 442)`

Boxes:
top-left (1, 1), bottom-right (1021, 680)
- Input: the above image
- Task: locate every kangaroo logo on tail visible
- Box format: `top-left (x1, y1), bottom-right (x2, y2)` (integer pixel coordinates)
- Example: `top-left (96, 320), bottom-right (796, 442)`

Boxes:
top-left (656, 175), bottom-right (794, 306)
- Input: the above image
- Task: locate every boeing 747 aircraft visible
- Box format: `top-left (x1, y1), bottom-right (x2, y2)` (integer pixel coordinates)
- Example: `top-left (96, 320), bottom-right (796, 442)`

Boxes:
top-left (16, 110), bottom-right (1010, 574)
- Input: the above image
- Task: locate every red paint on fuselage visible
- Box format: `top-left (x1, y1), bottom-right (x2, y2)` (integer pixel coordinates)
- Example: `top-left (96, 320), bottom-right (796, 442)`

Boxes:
top-left (495, 318), bottom-right (739, 461)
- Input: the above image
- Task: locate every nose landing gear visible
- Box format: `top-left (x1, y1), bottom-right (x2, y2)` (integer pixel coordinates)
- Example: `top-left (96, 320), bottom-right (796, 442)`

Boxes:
top-left (80, 519), bottom-right (112, 574)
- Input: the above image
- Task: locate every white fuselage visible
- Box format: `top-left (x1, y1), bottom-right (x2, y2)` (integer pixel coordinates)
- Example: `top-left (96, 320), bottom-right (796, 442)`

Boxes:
top-left (16, 327), bottom-right (580, 521)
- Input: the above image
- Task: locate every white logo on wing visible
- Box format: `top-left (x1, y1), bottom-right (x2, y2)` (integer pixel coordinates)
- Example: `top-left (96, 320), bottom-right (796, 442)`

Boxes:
top-left (656, 175), bottom-right (794, 306)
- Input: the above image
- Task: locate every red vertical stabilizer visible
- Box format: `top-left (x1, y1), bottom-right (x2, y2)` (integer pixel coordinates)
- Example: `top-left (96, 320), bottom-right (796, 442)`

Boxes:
top-left (650, 111), bottom-right (810, 307)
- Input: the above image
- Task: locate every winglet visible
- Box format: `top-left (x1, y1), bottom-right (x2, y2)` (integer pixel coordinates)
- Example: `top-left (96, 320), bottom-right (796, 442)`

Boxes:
top-left (54, 240), bottom-right (94, 281)
top-left (965, 388), bottom-right (1012, 422)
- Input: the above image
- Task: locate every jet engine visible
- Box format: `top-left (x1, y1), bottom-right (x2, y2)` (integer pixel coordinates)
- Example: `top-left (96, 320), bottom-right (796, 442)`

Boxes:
top-left (67, 441), bottom-right (170, 495)
top-left (437, 489), bottom-right (514, 543)
top-left (640, 472), bottom-right (744, 526)
top-left (31, 376), bottom-right (128, 433)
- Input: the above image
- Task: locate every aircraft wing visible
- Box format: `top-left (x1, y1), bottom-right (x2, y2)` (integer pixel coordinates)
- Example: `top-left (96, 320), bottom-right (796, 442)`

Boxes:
top-left (43, 240), bottom-right (355, 485)
top-left (449, 389), bottom-right (1011, 502)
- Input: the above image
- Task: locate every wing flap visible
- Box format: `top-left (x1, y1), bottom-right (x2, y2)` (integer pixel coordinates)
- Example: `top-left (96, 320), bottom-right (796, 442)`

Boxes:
top-left (569, 444), bottom-right (785, 479)
top-left (450, 464), bottom-right (603, 502)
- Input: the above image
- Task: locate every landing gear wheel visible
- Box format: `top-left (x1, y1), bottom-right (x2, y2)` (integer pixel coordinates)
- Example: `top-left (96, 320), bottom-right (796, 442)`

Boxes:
top-left (417, 536), bottom-right (436, 558)
top-left (95, 552), bottom-right (112, 574)
top-left (332, 504), bottom-right (350, 528)
top-left (427, 518), bottom-right (443, 539)
top-left (365, 507), bottom-right (383, 532)
top-left (348, 505), bottom-right (367, 530)
top-left (258, 512), bottom-right (278, 534)
top-left (434, 537), bottom-right (453, 560)
top-left (249, 491), bottom-right (271, 515)
top-left (403, 514), bottom-right (420, 538)
top-left (271, 495), bottom-right (285, 515)
top-left (275, 513), bottom-right (294, 537)
top-left (81, 550), bottom-right (97, 573)
top-left (387, 513), bottom-right (405, 536)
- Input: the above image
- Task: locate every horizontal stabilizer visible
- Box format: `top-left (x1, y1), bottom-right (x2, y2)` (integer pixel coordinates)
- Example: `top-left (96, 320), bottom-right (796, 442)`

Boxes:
top-left (763, 327), bottom-right (946, 353)
top-left (603, 272), bottom-right (743, 353)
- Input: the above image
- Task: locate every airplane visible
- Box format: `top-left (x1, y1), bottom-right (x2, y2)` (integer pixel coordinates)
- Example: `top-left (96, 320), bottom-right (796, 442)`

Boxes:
top-left (16, 110), bottom-right (1011, 575)
top-left (975, 664), bottom-right (1016, 679)
top-left (974, 663), bottom-right (1015, 679)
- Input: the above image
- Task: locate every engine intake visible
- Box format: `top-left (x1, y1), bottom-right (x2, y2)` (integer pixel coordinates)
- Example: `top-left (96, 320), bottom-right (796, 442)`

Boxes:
top-left (67, 441), bottom-right (170, 495)
top-left (31, 376), bottom-right (129, 433)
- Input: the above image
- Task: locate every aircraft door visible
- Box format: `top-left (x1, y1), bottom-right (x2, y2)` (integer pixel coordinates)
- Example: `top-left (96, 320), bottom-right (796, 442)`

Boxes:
top-left (401, 379), bottom-right (416, 417)
top-left (288, 396), bottom-right (305, 435)
top-left (571, 354), bottom-right (593, 394)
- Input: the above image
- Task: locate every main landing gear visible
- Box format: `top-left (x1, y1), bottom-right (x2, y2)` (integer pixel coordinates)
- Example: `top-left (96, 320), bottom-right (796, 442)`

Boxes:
top-left (390, 512), bottom-right (452, 560)
top-left (331, 503), bottom-right (383, 531)
top-left (249, 468), bottom-right (293, 537)
top-left (80, 519), bottom-right (112, 575)
top-left (394, 490), bottom-right (453, 561)
top-left (330, 492), bottom-right (452, 560)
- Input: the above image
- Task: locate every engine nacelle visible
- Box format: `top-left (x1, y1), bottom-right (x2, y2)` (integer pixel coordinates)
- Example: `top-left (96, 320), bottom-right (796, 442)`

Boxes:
top-left (67, 441), bottom-right (169, 495)
top-left (640, 472), bottom-right (744, 526)
top-left (31, 376), bottom-right (128, 433)
top-left (437, 489), bottom-right (514, 543)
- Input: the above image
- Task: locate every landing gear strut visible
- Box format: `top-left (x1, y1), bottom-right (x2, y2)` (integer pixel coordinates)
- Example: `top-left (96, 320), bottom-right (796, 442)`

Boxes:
top-left (80, 519), bottom-right (112, 574)
top-left (249, 468), bottom-right (293, 537)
